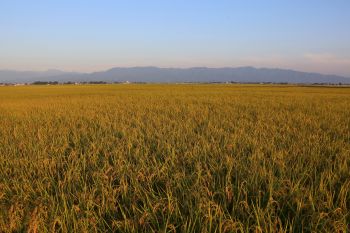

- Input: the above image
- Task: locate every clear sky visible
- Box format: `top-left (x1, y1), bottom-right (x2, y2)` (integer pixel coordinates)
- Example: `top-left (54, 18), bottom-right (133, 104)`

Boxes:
top-left (1, 0), bottom-right (350, 76)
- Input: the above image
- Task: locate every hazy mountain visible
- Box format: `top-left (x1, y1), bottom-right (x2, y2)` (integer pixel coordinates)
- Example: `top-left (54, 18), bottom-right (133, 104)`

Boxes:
top-left (0, 69), bottom-right (82, 83)
top-left (1, 67), bottom-right (350, 84)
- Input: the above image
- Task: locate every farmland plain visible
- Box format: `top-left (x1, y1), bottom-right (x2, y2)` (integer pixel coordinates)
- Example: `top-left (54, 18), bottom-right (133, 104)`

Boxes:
top-left (0, 84), bottom-right (349, 232)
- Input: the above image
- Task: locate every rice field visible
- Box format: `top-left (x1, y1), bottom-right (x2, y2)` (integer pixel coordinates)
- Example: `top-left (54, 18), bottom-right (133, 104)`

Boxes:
top-left (0, 84), bottom-right (349, 232)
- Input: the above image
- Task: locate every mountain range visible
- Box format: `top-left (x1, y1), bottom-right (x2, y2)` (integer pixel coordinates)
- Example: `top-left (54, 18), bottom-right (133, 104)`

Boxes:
top-left (1, 67), bottom-right (350, 84)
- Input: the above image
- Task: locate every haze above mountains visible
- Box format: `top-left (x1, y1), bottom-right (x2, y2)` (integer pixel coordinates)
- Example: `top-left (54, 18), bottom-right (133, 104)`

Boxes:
top-left (1, 67), bottom-right (350, 84)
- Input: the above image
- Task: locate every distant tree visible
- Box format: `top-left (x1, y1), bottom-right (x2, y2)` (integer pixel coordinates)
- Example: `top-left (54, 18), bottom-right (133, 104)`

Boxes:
top-left (32, 81), bottom-right (59, 85)
top-left (88, 81), bottom-right (107, 84)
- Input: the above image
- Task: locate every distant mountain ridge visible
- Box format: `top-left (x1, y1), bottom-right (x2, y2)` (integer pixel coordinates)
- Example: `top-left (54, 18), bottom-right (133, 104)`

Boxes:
top-left (1, 67), bottom-right (350, 84)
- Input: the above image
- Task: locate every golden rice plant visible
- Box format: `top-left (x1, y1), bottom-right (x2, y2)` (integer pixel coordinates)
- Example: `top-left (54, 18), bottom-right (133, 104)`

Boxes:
top-left (0, 84), bottom-right (349, 232)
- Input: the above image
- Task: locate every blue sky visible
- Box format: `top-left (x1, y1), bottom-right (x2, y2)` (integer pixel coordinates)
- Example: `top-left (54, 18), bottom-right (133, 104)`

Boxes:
top-left (1, 0), bottom-right (350, 76)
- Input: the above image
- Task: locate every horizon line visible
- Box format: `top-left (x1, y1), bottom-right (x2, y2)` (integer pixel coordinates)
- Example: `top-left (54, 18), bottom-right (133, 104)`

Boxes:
top-left (1, 66), bottom-right (349, 78)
